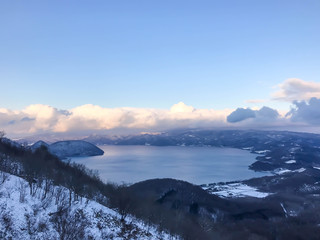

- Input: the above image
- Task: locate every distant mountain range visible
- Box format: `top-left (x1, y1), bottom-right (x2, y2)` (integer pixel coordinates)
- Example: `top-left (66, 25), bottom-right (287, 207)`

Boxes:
top-left (21, 129), bottom-right (320, 171)
top-left (81, 129), bottom-right (320, 172)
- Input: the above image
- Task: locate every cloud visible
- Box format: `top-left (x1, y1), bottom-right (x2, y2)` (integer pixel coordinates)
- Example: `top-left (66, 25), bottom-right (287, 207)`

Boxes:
top-left (170, 102), bottom-right (195, 113)
top-left (0, 104), bottom-right (69, 135)
top-left (272, 78), bottom-right (320, 102)
top-left (227, 108), bottom-right (256, 123)
top-left (21, 117), bottom-right (35, 122)
top-left (227, 106), bottom-right (279, 123)
top-left (256, 106), bottom-right (279, 119)
top-left (287, 97), bottom-right (320, 125)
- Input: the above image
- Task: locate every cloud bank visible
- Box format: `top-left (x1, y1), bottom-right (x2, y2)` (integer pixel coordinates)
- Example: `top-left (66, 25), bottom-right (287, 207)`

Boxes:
top-left (0, 102), bottom-right (232, 137)
top-left (0, 100), bottom-right (318, 138)
top-left (2, 78), bottom-right (320, 137)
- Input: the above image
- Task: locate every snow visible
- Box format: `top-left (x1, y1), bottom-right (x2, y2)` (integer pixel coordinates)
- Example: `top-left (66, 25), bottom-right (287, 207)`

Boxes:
top-left (274, 168), bottom-right (306, 175)
top-left (313, 167), bottom-right (320, 170)
top-left (280, 203), bottom-right (287, 216)
top-left (280, 203), bottom-right (297, 217)
top-left (274, 168), bottom-right (292, 174)
top-left (299, 183), bottom-right (320, 193)
top-left (205, 183), bottom-right (271, 198)
top-left (0, 171), bottom-right (179, 240)
top-left (242, 147), bottom-right (253, 150)
top-left (294, 168), bottom-right (306, 173)
top-left (254, 150), bottom-right (270, 154)
top-left (285, 160), bottom-right (296, 164)
top-left (289, 147), bottom-right (300, 153)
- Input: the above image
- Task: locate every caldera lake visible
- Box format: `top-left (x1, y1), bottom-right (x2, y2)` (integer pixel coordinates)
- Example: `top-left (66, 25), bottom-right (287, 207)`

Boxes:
top-left (70, 145), bottom-right (269, 185)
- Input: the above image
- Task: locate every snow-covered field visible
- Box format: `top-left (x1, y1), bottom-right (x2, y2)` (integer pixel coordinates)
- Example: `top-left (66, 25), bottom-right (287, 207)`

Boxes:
top-left (203, 183), bottom-right (271, 198)
top-left (0, 171), bottom-right (179, 240)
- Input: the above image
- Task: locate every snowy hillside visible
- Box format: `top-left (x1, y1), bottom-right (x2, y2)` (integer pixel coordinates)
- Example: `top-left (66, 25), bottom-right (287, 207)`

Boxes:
top-left (0, 171), bottom-right (178, 240)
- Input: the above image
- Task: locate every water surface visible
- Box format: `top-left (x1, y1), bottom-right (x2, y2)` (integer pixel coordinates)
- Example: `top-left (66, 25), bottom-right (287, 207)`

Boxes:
top-left (71, 145), bottom-right (268, 185)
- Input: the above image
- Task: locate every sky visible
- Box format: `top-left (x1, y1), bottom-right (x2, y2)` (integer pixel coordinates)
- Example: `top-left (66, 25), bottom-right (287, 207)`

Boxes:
top-left (1, 1), bottom-right (320, 137)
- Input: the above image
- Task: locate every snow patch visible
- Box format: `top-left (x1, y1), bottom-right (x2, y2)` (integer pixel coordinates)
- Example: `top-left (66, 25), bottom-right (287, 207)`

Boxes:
top-left (274, 168), bottom-right (292, 174)
top-left (285, 160), bottom-right (296, 164)
top-left (274, 168), bottom-right (306, 175)
top-left (242, 147), bottom-right (253, 150)
top-left (294, 168), bottom-right (306, 173)
top-left (254, 150), bottom-right (270, 154)
top-left (204, 183), bottom-right (271, 198)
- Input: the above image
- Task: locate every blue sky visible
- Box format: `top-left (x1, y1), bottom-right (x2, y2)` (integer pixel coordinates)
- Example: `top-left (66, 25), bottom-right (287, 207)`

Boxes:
top-left (0, 0), bottom-right (320, 111)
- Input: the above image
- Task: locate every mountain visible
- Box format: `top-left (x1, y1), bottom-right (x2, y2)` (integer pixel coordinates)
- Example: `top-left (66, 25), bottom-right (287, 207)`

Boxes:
top-left (31, 140), bottom-right (104, 158)
top-left (30, 140), bottom-right (49, 151)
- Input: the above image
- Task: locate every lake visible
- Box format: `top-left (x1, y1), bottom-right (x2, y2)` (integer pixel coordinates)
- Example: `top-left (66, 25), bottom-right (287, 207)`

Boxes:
top-left (70, 145), bottom-right (268, 185)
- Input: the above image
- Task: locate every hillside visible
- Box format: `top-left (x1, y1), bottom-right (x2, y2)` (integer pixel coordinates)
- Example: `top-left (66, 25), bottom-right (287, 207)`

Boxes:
top-left (0, 171), bottom-right (175, 239)
top-left (0, 137), bottom-right (177, 239)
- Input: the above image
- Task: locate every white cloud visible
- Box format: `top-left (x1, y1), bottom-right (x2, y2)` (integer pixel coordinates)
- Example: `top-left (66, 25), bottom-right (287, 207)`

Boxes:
top-left (170, 102), bottom-right (195, 113)
top-left (272, 78), bottom-right (320, 102)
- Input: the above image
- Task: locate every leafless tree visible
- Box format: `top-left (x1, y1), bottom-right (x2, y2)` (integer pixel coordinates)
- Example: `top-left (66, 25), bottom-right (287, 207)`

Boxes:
top-left (50, 207), bottom-right (88, 240)
top-left (0, 171), bottom-right (9, 184)
top-left (18, 179), bottom-right (27, 203)
top-left (0, 130), bottom-right (5, 139)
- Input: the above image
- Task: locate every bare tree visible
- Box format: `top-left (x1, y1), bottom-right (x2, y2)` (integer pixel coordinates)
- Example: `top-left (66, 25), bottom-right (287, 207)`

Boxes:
top-left (0, 130), bottom-right (5, 139)
top-left (0, 171), bottom-right (9, 184)
top-left (111, 186), bottom-right (133, 222)
top-left (50, 207), bottom-right (88, 240)
top-left (18, 179), bottom-right (27, 203)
